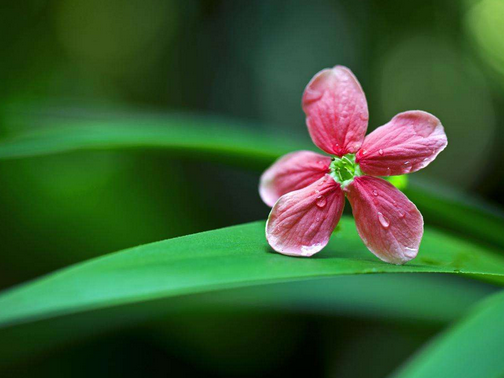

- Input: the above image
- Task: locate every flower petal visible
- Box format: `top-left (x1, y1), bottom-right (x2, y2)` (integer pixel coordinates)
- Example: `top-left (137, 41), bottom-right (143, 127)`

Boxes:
top-left (345, 176), bottom-right (423, 264)
top-left (260, 151), bottom-right (331, 207)
top-left (302, 66), bottom-right (369, 156)
top-left (356, 111), bottom-right (447, 176)
top-left (266, 175), bottom-right (344, 257)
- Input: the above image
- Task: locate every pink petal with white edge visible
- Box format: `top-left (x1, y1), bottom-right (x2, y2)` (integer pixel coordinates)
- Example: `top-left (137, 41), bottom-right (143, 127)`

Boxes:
top-left (266, 175), bottom-right (344, 257)
top-left (356, 111), bottom-right (447, 176)
top-left (302, 66), bottom-right (369, 156)
top-left (260, 150), bottom-right (331, 207)
top-left (345, 176), bottom-right (423, 265)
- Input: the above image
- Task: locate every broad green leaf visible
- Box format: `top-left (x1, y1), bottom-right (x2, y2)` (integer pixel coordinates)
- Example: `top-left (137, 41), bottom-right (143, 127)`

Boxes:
top-left (0, 110), bottom-right (502, 250)
top-left (0, 114), bottom-right (303, 169)
top-left (392, 289), bottom-right (504, 378)
top-left (1, 217), bottom-right (504, 330)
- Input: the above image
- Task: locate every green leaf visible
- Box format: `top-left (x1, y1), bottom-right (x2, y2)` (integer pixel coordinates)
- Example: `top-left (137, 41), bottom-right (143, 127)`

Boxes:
top-left (0, 217), bottom-right (502, 366)
top-left (0, 113), bottom-right (304, 169)
top-left (392, 289), bottom-right (504, 378)
top-left (1, 217), bottom-right (504, 330)
top-left (0, 110), bottom-right (502, 250)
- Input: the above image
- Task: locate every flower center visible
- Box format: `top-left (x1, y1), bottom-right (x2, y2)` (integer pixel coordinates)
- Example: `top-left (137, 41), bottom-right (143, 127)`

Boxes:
top-left (329, 154), bottom-right (362, 187)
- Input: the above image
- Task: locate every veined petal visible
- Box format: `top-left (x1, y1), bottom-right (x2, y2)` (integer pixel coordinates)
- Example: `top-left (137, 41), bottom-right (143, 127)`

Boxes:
top-left (260, 151), bottom-right (331, 207)
top-left (266, 175), bottom-right (344, 257)
top-left (356, 111), bottom-right (447, 176)
top-left (302, 66), bottom-right (369, 156)
top-left (345, 176), bottom-right (423, 265)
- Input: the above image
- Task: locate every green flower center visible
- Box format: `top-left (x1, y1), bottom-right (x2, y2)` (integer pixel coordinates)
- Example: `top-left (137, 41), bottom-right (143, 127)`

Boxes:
top-left (329, 154), bottom-right (362, 187)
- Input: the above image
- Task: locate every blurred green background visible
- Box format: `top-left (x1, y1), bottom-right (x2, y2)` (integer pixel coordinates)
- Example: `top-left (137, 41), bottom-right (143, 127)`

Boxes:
top-left (1, 0), bottom-right (504, 377)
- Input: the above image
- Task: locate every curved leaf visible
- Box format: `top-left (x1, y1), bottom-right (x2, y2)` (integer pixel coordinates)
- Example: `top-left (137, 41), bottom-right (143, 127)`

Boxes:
top-left (0, 113), bottom-right (304, 169)
top-left (392, 289), bottom-right (504, 378)
top-left (1, 217), bottom-right (503, 330)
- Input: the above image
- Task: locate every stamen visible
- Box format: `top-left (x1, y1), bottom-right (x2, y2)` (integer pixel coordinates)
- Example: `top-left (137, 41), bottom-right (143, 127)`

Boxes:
top-left (329, 153), bottom-right (362, 187)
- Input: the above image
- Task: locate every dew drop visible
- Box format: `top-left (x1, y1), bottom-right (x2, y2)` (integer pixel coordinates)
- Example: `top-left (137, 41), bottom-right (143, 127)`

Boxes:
top-left (403, 161), bottom-right (412, 173)
top-left (398, 210), bottom-right (405, 219)
top-left (404, 247), bottom-right (416, 257)
top-left (301, 244), bottom-right (322, 256)
top-left (316, 217), bottom-right (320, 222)
top-left (378, 149), bottom-right (384, 156)
top-left (377, 212), bottom-right (390, 228)
top-left (361, 149), bottom-right (367, 155)
top-left (423, 157), bottom-right (429, 162)
top-left (316, 195), bottom-right (327, 208)
top-left (372, 190), bottom-right (378, 196)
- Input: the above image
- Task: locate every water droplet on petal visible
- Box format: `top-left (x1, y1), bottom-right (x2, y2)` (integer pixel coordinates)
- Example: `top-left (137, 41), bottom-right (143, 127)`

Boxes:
top-left (316, 195), bottom-right (327, 208)
top-left (359, 113), bottom-right (368, 121)
top-left (361, 149), bottom-right (367, 155)
top-left (398, 210), bottom-right (405, 219)
top-left (404, 247), bottom-right (416, 257)
top-left (423, 157), bottom-right (429, 162)
top-left (377, 212), bottom-right (390, 228)
top-left (403, 161), bottom-right (412, 173)
top-left (372, 190), bottom-right (378, 196)
top-left (316, 217), bottom-right (320, 222)
top-left (378, 149), bottom-right (384, 156)
top-left (301, 244), bottom-right (322, 256)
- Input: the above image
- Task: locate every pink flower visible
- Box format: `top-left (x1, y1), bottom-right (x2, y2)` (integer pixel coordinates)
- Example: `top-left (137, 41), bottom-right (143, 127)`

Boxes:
top-left (260, 66), bottom-right (447, 264)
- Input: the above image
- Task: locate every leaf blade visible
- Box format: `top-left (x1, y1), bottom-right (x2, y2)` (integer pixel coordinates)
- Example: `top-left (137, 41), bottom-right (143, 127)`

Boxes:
top-left (0, 116), bottom-right (304, 168)
top-left (1, 218), bottom-right (503, 329)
